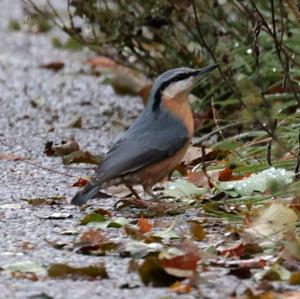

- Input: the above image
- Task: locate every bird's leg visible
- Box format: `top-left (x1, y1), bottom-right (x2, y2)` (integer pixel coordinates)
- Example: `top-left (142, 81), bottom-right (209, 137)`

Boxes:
top-left (125, 184), bottom-right (141, 200)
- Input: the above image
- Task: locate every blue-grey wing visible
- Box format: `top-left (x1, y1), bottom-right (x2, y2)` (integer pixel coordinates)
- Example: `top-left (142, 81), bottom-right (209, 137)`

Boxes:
top-left (93, 109), bottom-right (188, 182)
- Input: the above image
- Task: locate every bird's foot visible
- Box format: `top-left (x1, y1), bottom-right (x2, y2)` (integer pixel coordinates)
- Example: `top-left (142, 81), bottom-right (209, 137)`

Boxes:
top-left (114, 198), bottom-right (148, 210)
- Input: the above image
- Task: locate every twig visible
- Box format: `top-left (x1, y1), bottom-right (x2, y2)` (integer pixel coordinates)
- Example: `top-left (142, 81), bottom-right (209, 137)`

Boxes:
top-left (266, 119), bottom-right (278, 166)
top-left (0, 139), bottom-right (76, 179)
top-left (201, 146), bottom-right (214, 188)
top-left (23, 160), bottom-right (76, 178)
top-left (295, 132), bottom-right (300, 179)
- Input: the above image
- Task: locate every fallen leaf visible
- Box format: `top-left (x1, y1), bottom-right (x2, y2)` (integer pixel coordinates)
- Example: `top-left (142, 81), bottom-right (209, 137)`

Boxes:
top-left (160, 251), bottom-right (199, 278)
top-left (222, 242), bottom-right (262, 258)
top-left (164, 180), bottom-right (203, 200)
top-left (290, 271), bottom-right (300, 285)
top-left (218, 167), bottom-right (247, 181)
top-left (181, 146), bottom-right (203, 166)
top-left (254, 291), bottom-right (300, 299)
top-left (220, 242), bottom-right (246, 257)
top-left (254, 263), bottom-right (291, 281)
top-left (44, 138), bottom-right (80, 157)
top-left (187, 170), bottom-right (208, 187)
top-left (181, 146), bottom-right (228, 166)
top-left (39, 61), bottom-right (64, 71)
top-left (27, 196), bottom-right (65, 206)
top-left (281, 237), bottom-right (300, 262)
top-left (80, 229), bottom-right (105, 244)
top-left (107, 217), bottom-right (128, 228)
top-left (72, 178), bottom-right (90, 188)
top-left (80, 213), bottom-right (107, 225)
top-left (76, 229), bottom-right (119, 255)
top-left (62, 150), bottom-right (102, 165)
top-left (138, 218), bottom-right (152, 233)
top-left (188, 221), bottom-right (206, 241)
top-left (153, 227), bottom-right (179, 241)
top-left (121, 240), bottom-right (163, 258)
top-left (244, 202), bottom-right (298, 241)
top-left (47, 263), bottom-right (108, 280)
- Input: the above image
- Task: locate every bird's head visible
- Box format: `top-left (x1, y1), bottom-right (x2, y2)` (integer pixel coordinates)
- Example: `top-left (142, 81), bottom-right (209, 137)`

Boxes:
top-left (149, 64), bottom-right (218, 111)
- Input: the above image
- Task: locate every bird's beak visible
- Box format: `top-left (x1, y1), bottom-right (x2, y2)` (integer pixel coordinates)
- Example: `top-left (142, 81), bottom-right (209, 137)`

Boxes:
top-left (191, 63), bottom-right (219, 87)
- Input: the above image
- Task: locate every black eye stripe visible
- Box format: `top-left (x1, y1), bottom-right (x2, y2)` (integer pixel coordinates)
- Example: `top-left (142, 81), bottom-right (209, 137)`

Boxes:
top-left (152, 71), bottom-right (196, 111)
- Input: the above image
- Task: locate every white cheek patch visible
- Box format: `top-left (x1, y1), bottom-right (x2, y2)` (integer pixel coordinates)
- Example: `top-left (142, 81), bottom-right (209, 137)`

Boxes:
top-left (163, 78), bottom-right (194, 98)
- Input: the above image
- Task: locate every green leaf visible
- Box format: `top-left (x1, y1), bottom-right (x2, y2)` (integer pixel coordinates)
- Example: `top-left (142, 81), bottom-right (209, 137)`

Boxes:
top-left (164, 180), bottom-right (203, 200)
top-left (107, 217), bottom-right (128, 228)
top-left (81, 213), bottom-right (107, 225)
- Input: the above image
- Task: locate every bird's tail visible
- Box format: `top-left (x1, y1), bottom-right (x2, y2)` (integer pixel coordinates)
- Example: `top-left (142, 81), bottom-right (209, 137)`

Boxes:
top-left (71, 183), bottom-right (100, 206)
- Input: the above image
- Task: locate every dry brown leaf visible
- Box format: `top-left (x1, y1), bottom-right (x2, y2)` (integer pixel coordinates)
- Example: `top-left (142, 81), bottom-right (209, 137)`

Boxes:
top-left (44, 138), bottom-right (80, 157)
top-left (188, 221), bottom-right (206, 241)
top-left (138, 218), bottom-right (153, 233)
top-left (62, 150), bottom-right (102, 165)
top-left (218, 167), bottom-right (249, 181)
top-left (80, 230), bottom-right (106, 245)
top-left (244, 202), bottom-right (298, 241)
top-left (72, 178), bottom-right (90, 187)
top-left (47, 263), bottom-right (108, 280)
top-left (39, 61), bottom-right (65, 71)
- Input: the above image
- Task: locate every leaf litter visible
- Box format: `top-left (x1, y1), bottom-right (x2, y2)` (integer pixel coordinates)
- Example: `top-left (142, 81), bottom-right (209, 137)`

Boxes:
top-left (35, 143), bottom-right (300, 297)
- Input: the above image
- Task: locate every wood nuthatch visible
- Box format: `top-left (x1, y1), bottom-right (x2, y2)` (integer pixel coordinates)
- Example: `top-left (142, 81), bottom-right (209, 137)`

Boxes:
top-left (72, 64), bottom-right (218, 205)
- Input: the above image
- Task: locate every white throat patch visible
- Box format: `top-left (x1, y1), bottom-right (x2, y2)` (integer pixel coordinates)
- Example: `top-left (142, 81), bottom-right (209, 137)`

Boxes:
top-left (162, 77), bottom-right (194, 99)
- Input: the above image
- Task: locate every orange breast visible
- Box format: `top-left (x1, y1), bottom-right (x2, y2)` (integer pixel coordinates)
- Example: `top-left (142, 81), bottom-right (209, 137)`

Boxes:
top-left (162, 96), bottom-right (194, 139)
top-left (132, 95), bottom-right (194, 189)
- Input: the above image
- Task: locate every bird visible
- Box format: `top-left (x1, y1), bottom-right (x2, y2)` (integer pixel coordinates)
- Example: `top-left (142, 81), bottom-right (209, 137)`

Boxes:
top-left (71, 64), bottom-right (218, 205)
